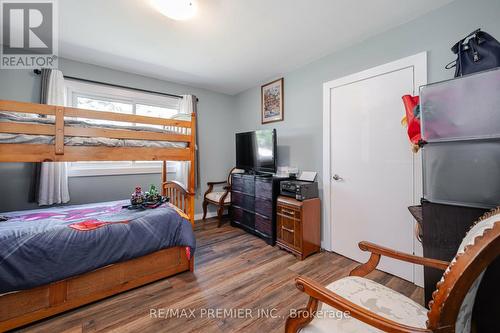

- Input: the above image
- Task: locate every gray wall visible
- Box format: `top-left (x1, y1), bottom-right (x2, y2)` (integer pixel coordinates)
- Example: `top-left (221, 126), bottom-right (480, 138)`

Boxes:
top-left (0, 58), bottom-right (237, 214)
top-left (1, 0), bottom-right (499, 225)
top-left (233, 0), bottom-right (500, 243)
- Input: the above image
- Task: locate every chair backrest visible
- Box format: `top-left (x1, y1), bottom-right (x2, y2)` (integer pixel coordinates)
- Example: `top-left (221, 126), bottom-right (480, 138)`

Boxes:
top-left (227, 167), bottom-right (245, 185)
top-left (427, 207), bottom-right (500, 332)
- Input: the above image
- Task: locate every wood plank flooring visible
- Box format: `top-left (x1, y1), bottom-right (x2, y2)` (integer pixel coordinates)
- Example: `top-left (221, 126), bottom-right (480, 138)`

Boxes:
top-left (16, 217), bottom-right (423, 333)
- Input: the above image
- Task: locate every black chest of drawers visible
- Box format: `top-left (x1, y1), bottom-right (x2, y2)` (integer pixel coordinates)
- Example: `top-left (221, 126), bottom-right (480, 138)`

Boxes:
top-left (230, 173), bottom-right (286, 245)
top-left (421, 201), bottom-right (499, 332)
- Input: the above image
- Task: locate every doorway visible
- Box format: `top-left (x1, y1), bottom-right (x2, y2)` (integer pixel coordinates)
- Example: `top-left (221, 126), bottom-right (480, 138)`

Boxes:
top-left (322, 53), bottom-right (427, 284)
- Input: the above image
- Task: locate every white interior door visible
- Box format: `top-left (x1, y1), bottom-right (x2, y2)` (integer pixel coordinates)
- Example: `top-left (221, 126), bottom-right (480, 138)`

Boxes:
top-left (323, 53), bottom-right (426, 284)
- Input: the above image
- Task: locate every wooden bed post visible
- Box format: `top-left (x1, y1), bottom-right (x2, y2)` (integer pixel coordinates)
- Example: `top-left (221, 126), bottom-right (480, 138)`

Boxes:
top-left (188, 112), bottom-right (196, 226)
top-left (162, 161), bottom-right (167, 196)
top-left (188, 111), bottom-right (196, 272)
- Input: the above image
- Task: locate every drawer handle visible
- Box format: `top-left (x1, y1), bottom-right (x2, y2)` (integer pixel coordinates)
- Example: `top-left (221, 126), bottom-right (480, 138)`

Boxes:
top-left (281, 209), bottom-right (295, 216)
top-left (282, 226), bottom-right (294, 233)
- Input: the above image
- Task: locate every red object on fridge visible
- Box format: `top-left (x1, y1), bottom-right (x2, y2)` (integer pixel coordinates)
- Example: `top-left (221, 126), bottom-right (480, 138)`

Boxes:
top-left (402, 95), bottom-right (421, 144)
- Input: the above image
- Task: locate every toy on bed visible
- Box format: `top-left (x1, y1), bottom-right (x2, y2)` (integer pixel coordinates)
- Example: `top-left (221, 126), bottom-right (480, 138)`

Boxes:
top-left (128, 185), bottom-right (169, 209)
top-left (145, 184), bottom-right (161, 204)
top-left (130, 186), bottom-right (145, 205)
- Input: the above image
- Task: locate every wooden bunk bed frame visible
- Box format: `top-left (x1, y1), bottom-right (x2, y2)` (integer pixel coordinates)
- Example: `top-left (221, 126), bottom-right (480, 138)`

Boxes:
top-left (0, 99), bottom-right (197, 332)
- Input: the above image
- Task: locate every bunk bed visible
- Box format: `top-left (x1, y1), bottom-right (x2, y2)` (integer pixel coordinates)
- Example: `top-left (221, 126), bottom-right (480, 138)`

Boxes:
top-left (0, 99), bottom-right (197, 331)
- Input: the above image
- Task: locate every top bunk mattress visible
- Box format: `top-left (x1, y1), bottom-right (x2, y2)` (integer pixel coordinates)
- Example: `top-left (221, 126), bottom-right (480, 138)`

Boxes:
top-left (0, 111), bottom-right (190, 148)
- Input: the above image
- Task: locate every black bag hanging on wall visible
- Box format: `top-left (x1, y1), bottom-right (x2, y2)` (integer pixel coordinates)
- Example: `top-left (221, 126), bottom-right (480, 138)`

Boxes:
top-left (446, 29), bottom-right (500, 77)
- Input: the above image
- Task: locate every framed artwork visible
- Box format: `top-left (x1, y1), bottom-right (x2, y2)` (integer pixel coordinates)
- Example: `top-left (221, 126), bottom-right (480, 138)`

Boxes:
top-left (261, 78), bottom-right (284, 124)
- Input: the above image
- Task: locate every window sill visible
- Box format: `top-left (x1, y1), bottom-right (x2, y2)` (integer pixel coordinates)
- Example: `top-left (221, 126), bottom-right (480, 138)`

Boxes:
top-left (69, 166), bottom-right (176, 177)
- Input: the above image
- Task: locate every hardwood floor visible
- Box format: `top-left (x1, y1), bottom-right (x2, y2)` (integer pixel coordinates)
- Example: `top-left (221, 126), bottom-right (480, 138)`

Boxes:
top-left (16, 217), bottom-right (424, 333)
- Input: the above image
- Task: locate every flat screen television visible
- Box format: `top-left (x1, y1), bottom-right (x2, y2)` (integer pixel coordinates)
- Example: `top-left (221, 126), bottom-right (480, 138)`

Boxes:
top-left (236, 129), bottom-right (277, 173)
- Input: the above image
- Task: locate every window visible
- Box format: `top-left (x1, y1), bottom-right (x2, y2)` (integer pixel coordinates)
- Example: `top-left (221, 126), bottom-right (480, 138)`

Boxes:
top-left (65, 79), bottom-right (181, 177)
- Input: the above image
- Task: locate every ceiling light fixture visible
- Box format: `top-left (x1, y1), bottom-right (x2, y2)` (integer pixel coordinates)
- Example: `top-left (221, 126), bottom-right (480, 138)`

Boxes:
top-left (151, 0), bottom-right (198, 21)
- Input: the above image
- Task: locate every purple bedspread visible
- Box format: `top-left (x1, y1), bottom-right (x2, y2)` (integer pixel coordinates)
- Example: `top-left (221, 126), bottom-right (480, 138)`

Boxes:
top-left (0, 200), bottom-right (195, 293)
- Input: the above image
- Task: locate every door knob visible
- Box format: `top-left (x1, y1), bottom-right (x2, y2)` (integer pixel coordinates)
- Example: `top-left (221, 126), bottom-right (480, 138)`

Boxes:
top-left (332, 174), bottom-right (343, 181)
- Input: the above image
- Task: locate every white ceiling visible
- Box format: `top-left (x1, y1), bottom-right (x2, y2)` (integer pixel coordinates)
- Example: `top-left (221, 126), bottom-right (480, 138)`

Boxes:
top-left (59, 0), bottom-right (454, 95)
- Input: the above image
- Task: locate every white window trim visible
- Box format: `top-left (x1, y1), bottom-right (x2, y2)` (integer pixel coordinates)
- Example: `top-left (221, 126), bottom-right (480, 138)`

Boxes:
top-left (68, 162), bottom-right (176, 177)
top-left (65, 79), bottom-right (181, 177)
top-left (65, 79), bottom-right (181, 110)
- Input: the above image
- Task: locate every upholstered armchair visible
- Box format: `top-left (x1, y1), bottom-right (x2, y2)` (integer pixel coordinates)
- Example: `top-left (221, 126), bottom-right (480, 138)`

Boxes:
top-left (286, 208), bottom-right (500, 333)
top-left (202, 168), bottom-right (244, 227)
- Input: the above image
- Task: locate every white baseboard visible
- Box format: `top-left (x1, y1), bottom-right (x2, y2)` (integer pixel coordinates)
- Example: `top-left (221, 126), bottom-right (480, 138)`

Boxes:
top-left (194, 211), bottom-right (218, 220)
top-left (194, 208), bottom-right (229, 221)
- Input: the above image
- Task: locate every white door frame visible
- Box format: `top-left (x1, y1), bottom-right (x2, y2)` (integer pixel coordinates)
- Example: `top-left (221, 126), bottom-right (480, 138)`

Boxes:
top-left (322, 52), bottom-right (427, 252)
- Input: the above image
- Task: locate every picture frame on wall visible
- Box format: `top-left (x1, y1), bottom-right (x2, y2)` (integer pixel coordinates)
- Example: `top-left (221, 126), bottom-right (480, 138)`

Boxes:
top-left (261, 78), bottom-right (284, 124)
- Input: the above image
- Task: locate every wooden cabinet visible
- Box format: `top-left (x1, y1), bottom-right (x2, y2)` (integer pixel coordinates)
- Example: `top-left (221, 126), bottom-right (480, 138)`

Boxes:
top-left (276, 196), bottom-right (320, 260)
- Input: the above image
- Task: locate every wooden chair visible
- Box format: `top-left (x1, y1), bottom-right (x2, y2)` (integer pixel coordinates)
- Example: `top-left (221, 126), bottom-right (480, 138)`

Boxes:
top-left (286, 208), bottom-right (500, 333)
top-left (202, 167), bottom-right (243, 227)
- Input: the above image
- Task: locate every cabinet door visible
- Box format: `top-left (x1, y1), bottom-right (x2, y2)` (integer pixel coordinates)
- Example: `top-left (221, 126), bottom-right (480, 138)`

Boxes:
top-left (277, 205), bottom-right (301, 249)
top-left (255, 197), bottom-right (272, 218)
top-left (231, 175), bottom-right (255, 195)
top-left (232, 191), bottom-right (255, 211)
top-left (231, 175), bottom-right (244, 192)
top-left (255, 213), bottom-right (272, 235)
top-left (233, 206), bottom-right (255, 229)
top-left (255, 179), bottom-right (272, 199)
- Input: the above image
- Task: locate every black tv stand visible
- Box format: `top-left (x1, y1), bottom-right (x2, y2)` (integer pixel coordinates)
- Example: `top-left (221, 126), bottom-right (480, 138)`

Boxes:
top-left (230, 173), bottom-right (288, 245)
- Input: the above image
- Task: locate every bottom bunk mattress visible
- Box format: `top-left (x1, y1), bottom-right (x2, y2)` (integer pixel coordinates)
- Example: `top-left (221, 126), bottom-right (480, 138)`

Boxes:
top-left (0, 200), bottom-right (195, 294)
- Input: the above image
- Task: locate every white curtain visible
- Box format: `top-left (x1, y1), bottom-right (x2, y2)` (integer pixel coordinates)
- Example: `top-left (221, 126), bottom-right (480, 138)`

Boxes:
top-left (38, 70), bottom-right (70, 205)
top-left (173, 95), bottom-right (197, 189)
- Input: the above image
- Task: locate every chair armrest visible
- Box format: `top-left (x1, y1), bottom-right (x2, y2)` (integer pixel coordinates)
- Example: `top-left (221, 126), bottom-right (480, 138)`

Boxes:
top-left (285, 276), bottom-right (431, 333)
top-left (350, 241), bottom-right (450, 277)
